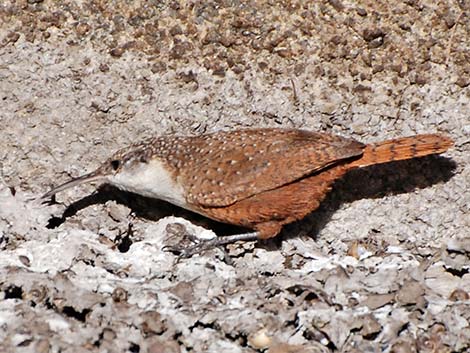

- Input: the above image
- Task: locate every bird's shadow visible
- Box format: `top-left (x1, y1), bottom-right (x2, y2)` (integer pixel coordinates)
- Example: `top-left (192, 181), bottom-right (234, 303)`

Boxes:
top-left (282, 155), bottom-right (456, 242)
top-left (46, 182), bottom-right (248, 236)
top-left (46, 155), bottom-right (456, 248)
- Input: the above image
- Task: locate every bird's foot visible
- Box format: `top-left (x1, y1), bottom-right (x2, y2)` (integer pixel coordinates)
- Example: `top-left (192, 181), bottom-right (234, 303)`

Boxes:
top-left (163, 228), bottom-right (260, 258)
top-left (164, 237), bottom-right (222, 258)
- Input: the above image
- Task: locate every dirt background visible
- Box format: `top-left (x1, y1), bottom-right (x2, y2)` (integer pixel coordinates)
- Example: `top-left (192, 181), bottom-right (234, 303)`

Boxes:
top-left (1, 1), bottom-right (469, 352)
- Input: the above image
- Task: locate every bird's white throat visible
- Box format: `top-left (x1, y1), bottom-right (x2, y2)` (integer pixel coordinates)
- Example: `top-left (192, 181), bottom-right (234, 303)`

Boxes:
top-left (109, 159), bottom-right (188, 209)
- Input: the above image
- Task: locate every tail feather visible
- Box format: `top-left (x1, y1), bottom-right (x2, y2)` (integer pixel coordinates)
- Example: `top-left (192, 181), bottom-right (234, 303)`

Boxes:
top-left (348, 134), bottom-right (453, 169)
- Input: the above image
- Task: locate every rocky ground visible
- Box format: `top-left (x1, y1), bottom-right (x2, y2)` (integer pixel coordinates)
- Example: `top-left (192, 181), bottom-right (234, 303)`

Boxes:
top-left (1, 1), bottom-right (469, 352)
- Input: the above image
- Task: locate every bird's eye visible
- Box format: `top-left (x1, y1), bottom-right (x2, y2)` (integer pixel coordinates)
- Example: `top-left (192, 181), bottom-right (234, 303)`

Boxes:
top-left (110, 160), bottom-right (120, 170)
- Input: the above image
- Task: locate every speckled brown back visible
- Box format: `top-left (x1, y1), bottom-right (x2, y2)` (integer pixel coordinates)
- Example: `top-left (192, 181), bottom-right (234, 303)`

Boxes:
top-left (114, 128), bottom-right (365, 207)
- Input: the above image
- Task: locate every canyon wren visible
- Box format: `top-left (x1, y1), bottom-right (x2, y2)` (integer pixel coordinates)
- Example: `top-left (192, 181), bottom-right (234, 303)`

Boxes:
top-left (42, 128), bottom-right (453, 256)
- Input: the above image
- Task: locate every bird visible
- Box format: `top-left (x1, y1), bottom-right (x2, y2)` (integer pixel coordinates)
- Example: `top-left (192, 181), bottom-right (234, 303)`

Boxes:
top-left (41, 128), bottom-right (453, 256)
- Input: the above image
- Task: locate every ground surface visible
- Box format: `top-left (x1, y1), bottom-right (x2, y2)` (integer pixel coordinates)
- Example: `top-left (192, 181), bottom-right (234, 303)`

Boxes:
top-left (1, 1), bottom-right (469, 352)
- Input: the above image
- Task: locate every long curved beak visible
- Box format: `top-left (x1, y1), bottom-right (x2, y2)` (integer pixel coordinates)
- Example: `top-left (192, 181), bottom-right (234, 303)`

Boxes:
top-left (41, 171), bottom-right (106, 200)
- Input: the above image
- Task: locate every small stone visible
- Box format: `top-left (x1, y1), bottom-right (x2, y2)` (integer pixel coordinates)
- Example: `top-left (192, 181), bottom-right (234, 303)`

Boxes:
top-left (168, 281), bottom-right (194, 303)
top-left (19, 255), bottom-right (30, 267)
top-left (99, 63), bottom-right (109, 72)
top-left (360, 314), bottom-right (382, 338)
top-left (361, 293), bottom-right (395, 310)
top-left (151, 61), bottom-right (167, 73)
top-left (102, 328), bottom-right (117, 341)
top-left (177, 70), bottom-right (197, 84)
top-left (109, 47), bottom-right (125, 57)
top-left (35, 339), bottom-right (50, 353)
top-left (368, 36), bottom-right (384, 49)
top-left (356, 8), bottom-right (367, 16)
top-left (4, 32), bottom-right (20, 44)
top-left (111, 287), bottom-right (128, 302)
top-left (328, 0), bottom-right (344, 12)
top-left (449, 288), bottom-right (469, 301)
top-left (170, 42), bottom-right (192, 59)
top-left (249, 329), bottom-right (272, 349)
top-left (169, 25), bottom-right (183, 36)
top-left (362, 28), bottom-right (385, 42)
top-left (414, 74), bottom-right (428, 85)
top-left (76, 22), bottom-right (90, 36)
top-left (141, 311), bottom-right (165, 335)
top-left (106, 201), bottom-right (130, 222)
top-left (455, 76), bottom-right (470, 88)
top-left (396, 281), bottom-right (424, 305)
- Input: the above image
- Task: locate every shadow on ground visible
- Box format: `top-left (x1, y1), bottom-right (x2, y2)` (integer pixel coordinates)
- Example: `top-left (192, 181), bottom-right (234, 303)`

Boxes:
top-left (284, 155), bottom-right (456, 240)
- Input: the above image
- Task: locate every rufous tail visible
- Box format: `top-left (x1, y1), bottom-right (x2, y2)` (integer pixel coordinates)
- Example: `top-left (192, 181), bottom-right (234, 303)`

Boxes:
top-left (348, 134), bottom-right (453, 169)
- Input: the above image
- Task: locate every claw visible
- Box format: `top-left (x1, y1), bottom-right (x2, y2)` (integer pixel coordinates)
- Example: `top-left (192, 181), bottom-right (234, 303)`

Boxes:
top-left (163, 230), bottom-right (261, 258)
top-left (163, 238), bottom-right (220, 258)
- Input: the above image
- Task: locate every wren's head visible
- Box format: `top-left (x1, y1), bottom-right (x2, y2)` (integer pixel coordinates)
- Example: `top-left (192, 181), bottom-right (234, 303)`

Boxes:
top-left (41, 145), bottom-right (188, 209)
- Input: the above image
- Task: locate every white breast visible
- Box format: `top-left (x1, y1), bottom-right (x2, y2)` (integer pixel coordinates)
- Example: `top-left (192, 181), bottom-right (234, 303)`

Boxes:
top-left (109, 159), bottom-right (189, 209)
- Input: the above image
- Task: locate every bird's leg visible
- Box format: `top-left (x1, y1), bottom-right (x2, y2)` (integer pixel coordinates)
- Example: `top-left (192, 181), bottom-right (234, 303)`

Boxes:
top-left (164, 231), bottom-right (260, 258)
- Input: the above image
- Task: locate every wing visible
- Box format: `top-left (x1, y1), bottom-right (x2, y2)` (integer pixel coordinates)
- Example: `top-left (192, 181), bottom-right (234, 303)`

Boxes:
top-left (175, 128), bottom-right (365, 207)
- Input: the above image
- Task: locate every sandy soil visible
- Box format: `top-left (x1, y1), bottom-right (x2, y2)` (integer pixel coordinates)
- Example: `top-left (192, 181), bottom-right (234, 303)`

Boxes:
top-left (1, 1), bottom-right (469, 352)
